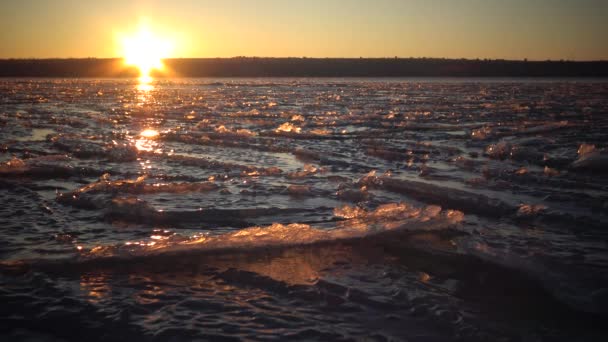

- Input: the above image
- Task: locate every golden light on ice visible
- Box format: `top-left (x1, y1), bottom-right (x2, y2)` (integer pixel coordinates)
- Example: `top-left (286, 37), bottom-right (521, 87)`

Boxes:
top-left (140, 129), bottom-right (159, 138)
top-left (134, 129), bottom-right (161, 153)
top-left (120, 24), bottom-right (172, 82)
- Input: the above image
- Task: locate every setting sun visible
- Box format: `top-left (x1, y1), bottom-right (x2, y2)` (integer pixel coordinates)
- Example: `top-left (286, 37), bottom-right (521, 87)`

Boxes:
top-left (120, 24), bottom-right (172, 82)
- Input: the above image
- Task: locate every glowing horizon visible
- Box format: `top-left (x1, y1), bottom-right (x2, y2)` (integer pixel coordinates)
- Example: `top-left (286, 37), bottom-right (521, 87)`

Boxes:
top-left (1, 0), bottom-right (607, 61)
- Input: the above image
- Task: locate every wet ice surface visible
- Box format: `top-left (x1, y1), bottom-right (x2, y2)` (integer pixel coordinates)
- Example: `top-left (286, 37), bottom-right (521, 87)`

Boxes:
top-left (1, 78), bottom-right (608, 341)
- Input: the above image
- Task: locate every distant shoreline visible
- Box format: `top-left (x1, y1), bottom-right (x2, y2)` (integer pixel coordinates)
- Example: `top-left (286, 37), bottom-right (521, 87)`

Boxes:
top-left (1, 57), bottom-right (607, 77)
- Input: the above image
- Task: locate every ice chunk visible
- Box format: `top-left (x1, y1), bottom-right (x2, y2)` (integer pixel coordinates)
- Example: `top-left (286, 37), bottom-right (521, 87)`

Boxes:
top-left (578, 143), bottom-right (596, 157)
top-left (516, 120), bottom-right (569, 135)
top-left (107, 142), bottom-right (138, 162)
top-left (336, 186), bottom-right (370, 202)
top-left (485, 141), bottom-right (512, 160)
top-left (287, 184), bottom-right (312, 197)
top-left (333, 205), bottom-right (366, 219)
top-left (2, 157), bottom-right (26, 169)
top-left (543, 166), bottom-right (559, 177)
top-left (571, 144), bottom-right (608, 171)
top-left (214, 125), bottom-right (256, 137)
top-left (57, 175), bottom-right (219, 209)
top-left (275, 122), bottom-right (301, 133)
top-left (310, 128), bottom-right (332, 135)
top-left (215, 125), bottom-right (229, 133)
top-left (108, 196), bottom-right (156, 220)
top-left (132, 202), bottom-right (465, 257)
top-left (516, 204), bottom-right (547, 218)
top-left (290, 114), bottom-right (305, 122)
top-left (360, 175), bottom-right (515, 218)
top-left (471, 126), bottom-right (493, 140)
top-left (293, 149), bottom-right (320, 162)
top-left (287, 164), bottom-right (318, 179)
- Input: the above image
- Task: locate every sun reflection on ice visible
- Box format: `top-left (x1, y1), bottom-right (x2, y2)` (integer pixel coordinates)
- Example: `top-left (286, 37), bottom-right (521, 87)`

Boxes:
top-left (140, 129), bottom-right (159, 138)
top-left (131, 128), bottom-right (162, 156)
top-left (135, 78), bottom-right (155, 105)
top-left (80, 272), bottom-right (111, 304)
top-left (137, 81), bottom-right (154, 92)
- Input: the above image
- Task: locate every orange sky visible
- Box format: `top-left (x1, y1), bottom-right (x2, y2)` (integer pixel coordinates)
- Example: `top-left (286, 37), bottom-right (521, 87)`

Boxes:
top-left (1, 0), bottom-right (607, 60)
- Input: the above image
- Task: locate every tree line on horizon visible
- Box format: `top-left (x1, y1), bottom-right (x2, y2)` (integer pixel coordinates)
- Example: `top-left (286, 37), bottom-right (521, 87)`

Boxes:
top-left (0, 57), bottom-right (606, 77)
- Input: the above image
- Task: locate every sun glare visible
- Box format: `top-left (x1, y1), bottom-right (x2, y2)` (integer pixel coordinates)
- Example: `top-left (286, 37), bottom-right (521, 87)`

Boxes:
top-left (140, 129), bottom-right (159, 138)
top-left (120, 24), bottom-right (172, 82)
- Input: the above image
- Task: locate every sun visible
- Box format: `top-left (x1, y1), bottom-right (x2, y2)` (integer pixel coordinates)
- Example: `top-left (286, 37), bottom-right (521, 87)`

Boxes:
top-left (120, 24), bottom-right (172, 82)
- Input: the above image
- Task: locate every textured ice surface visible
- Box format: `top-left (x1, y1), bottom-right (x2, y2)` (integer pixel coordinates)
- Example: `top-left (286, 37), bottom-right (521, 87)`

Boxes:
top-left (1, 78), bottom-right (608, 341)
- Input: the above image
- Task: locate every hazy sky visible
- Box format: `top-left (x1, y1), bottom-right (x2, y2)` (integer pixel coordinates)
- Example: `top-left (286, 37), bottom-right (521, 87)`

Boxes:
top-left (1, 0), bottom-right (607, 60)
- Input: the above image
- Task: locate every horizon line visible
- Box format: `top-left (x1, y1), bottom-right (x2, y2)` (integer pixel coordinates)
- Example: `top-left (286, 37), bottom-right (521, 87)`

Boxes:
top-left (1, 56), bottom-right (607, 63)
